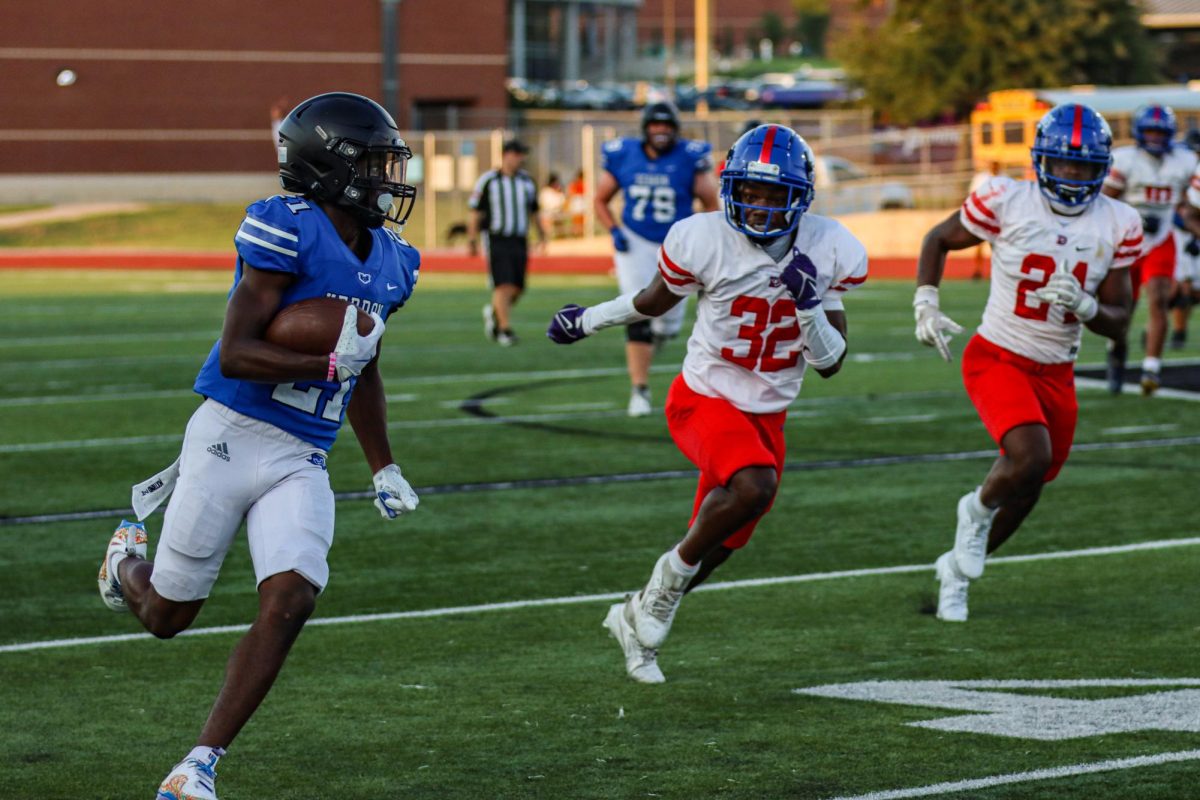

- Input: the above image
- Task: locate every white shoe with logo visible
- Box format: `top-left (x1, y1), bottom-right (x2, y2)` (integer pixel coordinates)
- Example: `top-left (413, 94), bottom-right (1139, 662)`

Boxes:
top-left (97, 520), bottom-right (147, 612)
top-left (156, 749), bottom-right (223, 800)
top-left (935, 551), bottom-right (969, 623)
top-left (632, 553), bottom-right (690, 648)
top-left (952, 489), bottom-right (993, 580)
top-left (603, 598), bottom-right (665, 684)
top-left (627, 386), bottom-right (652, 417)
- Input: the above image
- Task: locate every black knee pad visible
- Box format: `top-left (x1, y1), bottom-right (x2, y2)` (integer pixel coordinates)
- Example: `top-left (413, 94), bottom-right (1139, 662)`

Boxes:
top-left (625, 320), bottom-right (653, 344)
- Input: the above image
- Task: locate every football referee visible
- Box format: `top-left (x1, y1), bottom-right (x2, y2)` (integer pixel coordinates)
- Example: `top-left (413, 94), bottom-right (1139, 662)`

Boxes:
top-left (468, 139), bottom-right (547, 346)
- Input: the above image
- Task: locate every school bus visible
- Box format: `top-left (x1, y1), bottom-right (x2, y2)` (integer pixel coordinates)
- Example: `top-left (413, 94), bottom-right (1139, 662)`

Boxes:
top-left (970, 84), bottom-right (1200, 171)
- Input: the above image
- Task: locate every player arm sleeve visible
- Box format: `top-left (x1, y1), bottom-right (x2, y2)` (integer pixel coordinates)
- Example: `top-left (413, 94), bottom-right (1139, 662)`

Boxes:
top-left (795, 307), bottom-right (846, 371)
top-left (1113, 210), bottom-right (1144, 270)
top-left (958, 175), bottom-right (1008, 243)
top-left (234, 199), bottom-right (304, 275)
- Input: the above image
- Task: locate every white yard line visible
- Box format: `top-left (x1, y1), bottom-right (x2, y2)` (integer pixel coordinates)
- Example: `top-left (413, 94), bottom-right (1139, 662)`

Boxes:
top-left (1100, 423), bottom-right (1178, 436)
top-left (822, 750), bottom-right (1200, 800)
top-left (3, 535), bottom-right (1197, 655)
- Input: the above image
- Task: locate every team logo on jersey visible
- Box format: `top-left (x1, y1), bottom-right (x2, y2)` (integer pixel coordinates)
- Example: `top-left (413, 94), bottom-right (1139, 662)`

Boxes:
top-left (206, 442), bottom-right (230, 462)
top-left (357, 272), bottom-right (372, 285)
top-left (769, 276), bottom-right (783, 288)
top-left (1057, 235), bottom-right (1068, 245)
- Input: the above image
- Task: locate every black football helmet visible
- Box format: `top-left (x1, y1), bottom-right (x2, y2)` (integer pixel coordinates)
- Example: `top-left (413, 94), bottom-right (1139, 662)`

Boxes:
top-left (641, 100), bottom-right (680, 153)
top-left (277, 92), bottom-right (417, 228)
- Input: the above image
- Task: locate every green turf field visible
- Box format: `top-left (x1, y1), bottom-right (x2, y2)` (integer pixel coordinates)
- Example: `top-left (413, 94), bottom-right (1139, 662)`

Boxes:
top-left (1, 271), bottom-right (1198, 799)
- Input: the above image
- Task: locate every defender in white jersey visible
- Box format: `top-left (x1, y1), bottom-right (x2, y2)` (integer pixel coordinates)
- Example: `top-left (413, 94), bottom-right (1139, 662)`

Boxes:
top-left (1169, 128), bottom-right (1200, 348)
top-left (913, 104), bottom-right (1137, 623)
top-left (1101, 104), bottom-right (1200, 393)
top-left (548, 125), bottom-right (867, 683)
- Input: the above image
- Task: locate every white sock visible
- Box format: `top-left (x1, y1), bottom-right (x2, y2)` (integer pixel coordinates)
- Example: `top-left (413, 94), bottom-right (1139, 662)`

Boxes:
top-left (1143, 356), bottom-right (1162, 373)
top-left (968, 486), bottom-right (996, 519)
top-left (186, 745), bottom-right (226, 764)
top-left (667, 546), bottom-right (700, 576)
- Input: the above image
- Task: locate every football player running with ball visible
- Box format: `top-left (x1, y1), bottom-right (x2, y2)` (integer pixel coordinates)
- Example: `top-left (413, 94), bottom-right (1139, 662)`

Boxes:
top-left (549, 125), bottom-right (868, 683)
top-left (96, 93), bottom-right (422, 799)
top-left (914, 104), bottom-right (1140, 622)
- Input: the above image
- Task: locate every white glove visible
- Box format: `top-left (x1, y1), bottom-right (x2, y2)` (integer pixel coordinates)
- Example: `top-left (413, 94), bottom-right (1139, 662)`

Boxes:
top-left (373, 464), bottom-right (419, 519)
top-left (913, 285), bottom-right (963, 362)
top-left (332, 306), bottom-right (386, 381)
top-left (1032, 263), bottom-right (1098, 321)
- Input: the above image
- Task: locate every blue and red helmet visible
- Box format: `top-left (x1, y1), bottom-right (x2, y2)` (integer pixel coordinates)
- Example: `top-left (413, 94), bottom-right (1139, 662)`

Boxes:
top-left (1132, 104), bottom-right (1177, 155)
top-left (721, 124), bottom-right (815, 239)
top-left (1030, 104), bottom-right (1113, 211)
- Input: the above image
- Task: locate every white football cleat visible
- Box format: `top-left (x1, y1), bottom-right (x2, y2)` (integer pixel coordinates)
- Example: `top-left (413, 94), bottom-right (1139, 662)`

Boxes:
top-left (952, 489), bottom-right (993, 580)
top-left (603, 599), bottom-right (664, 684)
top-left (632, 552), bottom-right (690, 649)
top-left (156, 750), bottom-right (223, 800)
top-left (627, 386), bottom-right (652, 417)
top-left (97, 520), bottom-right (147, 612)
top-left (935, 551), bottom-right (969, 623)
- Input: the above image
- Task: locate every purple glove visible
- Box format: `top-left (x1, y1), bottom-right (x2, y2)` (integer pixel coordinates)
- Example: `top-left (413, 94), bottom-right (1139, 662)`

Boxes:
top-left (781, 251), bottom-right (821, 311)
top-left (610, 227), bottom-right (630, 253)
top-left (547, 304), bottom-right (589, 344)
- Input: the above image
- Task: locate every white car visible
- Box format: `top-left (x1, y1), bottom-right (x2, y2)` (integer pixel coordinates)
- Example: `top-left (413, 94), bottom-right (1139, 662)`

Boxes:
top-left (809, 156), bottom-right (915, 216)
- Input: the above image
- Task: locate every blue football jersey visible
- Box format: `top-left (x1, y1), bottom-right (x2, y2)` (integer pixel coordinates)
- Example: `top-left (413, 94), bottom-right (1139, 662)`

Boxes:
top-left (601, 137), bottom-right (713, 243)
top-left (193, 195), bottom-right (420, 450)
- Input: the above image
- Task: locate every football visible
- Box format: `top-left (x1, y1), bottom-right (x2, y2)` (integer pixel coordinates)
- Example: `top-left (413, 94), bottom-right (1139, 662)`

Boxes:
top-left (264, 297), bottom-right (373, 355)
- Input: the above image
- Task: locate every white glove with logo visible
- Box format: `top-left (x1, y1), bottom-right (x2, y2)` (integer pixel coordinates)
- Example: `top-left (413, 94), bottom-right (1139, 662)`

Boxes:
top-left (1032, 262), bottom-right (1098, 321)
top-left (913, 285), bottom-right (963, 362)
top-left (333, 306), bottom-right (386, 381)
top-left (373, 464), bottom-right (419, 519)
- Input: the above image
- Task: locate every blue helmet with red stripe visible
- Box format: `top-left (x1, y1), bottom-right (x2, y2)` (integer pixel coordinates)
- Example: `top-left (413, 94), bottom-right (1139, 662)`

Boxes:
top-left (721, 124), bottom-right (815, 239)
top-left (1133, 104), bottom-right (1177, 155)
top-left (1031, 104), bottom-right (1113, 211)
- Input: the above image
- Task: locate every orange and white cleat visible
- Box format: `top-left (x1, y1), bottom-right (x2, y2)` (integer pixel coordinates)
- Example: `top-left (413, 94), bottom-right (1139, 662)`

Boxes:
top-left (97, 519), bottom-right (147, 612)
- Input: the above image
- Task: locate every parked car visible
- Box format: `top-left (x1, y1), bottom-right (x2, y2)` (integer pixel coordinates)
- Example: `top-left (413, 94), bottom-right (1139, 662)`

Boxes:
top-left (809, 155), bottom-right (915, 215)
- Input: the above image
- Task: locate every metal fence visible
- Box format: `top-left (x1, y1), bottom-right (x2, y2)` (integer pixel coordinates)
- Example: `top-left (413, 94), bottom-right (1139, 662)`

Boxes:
top-left (404, 111), bottom-right (972, 248)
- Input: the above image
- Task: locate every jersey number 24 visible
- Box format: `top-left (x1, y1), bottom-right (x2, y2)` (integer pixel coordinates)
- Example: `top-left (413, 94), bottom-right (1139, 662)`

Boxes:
top-left (1015, 254), bottom-right (1089, 324)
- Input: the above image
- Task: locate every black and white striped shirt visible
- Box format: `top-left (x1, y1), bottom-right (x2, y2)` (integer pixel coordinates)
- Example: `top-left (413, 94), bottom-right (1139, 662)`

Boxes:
top-left (469, 169), bottom-right (539, 237)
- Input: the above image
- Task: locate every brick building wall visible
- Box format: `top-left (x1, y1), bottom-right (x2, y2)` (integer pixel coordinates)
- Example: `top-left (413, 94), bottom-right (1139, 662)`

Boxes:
top-left (0, 0), bottom-right (508, 173)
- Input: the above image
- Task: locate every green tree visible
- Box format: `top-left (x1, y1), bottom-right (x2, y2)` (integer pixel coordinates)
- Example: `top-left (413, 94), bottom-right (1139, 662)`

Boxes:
top-left (834, 0), bottom-right (1161, 124)
top-left (758, 11), bottom-right (787, 49)
top-left (793, 0), bottom-right (831, 57)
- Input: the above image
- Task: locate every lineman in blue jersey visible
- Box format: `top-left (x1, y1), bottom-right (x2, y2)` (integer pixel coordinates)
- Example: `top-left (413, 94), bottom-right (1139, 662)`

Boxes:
top-left (595, 100), bottom-right (719, 416)
top-left (95, 93), bottom-right (421, 800)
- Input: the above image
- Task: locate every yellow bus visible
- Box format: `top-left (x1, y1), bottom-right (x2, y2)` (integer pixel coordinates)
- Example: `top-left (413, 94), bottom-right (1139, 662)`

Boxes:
top-left (970, 84), bottom-right (1200, 171)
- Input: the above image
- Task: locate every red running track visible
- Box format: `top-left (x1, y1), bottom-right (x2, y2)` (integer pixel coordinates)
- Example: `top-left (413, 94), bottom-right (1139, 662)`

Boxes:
top-left (0, 249), bottom-right (985, 280)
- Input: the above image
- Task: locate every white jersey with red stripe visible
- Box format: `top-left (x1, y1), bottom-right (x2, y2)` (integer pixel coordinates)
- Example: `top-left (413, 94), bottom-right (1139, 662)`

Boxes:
top-left (1103, 145), bottom-right (1198, 250)
top-left (657, 210), bottom-right (868, 413)
top-left (960, 176), bottom-right (1143, 364)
